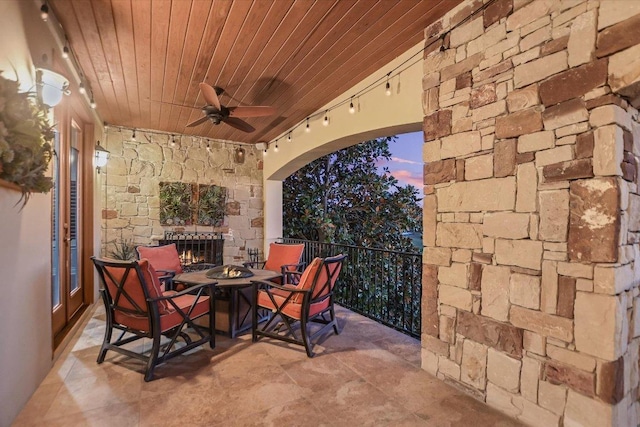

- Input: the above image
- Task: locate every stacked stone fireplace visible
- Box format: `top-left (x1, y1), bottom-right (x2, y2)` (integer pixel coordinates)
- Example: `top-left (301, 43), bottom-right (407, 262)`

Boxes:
top-left (421, 1), bottom-right (640, 426)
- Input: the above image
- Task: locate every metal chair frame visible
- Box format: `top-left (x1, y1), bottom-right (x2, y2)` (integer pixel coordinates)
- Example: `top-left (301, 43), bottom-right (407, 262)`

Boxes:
top-left (92, 257), bottom-right (216, 381)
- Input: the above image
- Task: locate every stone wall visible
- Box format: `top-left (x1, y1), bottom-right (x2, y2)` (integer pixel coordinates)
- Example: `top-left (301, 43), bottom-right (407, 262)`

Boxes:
top-left (421, 1), bottom-right (640, 426)
top-left (101, 128), bottom-right (264, 264)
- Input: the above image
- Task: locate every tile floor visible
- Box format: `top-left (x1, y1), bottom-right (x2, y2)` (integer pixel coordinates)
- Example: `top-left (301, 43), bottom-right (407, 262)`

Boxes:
top-left (14, 305), bottom-right (522, 426)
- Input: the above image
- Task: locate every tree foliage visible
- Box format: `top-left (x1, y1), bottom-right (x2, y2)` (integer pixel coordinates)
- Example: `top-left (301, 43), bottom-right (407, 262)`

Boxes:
top-left (283, 136), bottom-right (422, 252)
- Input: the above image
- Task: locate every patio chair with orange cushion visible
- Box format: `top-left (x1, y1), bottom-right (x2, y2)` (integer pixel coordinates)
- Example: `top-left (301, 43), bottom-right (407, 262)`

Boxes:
top-left (243, 242), bottom-right (306, 285)
top-left (251, 254), bottom-right (347, 357)
top-left (91, 257), bottom-right (215, 381)
top-left (136, 243), bottom-right (215, 291)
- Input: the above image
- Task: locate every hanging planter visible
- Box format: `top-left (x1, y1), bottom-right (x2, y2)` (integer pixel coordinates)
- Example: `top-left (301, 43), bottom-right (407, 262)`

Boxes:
top-left (0, 73), bottom-right (54, 208)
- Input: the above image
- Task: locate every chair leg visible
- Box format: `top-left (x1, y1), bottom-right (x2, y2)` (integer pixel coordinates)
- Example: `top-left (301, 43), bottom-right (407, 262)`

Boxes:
top-left (330, 305), bottom-right (340, 335)
top-left (300, 315), bottom-right (314, 358)
top-left (97, 324), bottom-right (112, 364)
top-left (144, 332), bottom-right (161, 382)
top-left (209, 302), bottom-right (216, 350)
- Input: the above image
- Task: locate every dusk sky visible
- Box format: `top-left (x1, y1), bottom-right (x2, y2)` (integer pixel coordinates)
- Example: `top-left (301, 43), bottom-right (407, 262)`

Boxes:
top-left (377, 131), bottom-right (424, 193)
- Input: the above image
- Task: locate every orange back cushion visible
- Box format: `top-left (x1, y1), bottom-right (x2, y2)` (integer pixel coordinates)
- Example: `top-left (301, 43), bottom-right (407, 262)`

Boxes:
top-left (104, 259), bottom-right (169, 315)
top-left (136, 243), bottom-right (183, 275)
top-left (290, 257), bottom-right (322, 303)
top-left (264, 243), bottom-right (304, 273)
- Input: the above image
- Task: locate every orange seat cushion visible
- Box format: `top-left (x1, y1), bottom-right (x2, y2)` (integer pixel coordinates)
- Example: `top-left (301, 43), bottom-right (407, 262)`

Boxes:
top-left (257, 288), bottom-right (330, 319)
top-left (136, 244), bottom-right (184, 275)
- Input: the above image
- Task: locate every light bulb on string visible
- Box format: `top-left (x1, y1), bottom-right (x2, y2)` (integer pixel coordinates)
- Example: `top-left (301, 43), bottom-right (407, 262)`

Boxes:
top-left (40, 3), bottom-right (49, 21)
top-left (287, 132), bottom-right (292, 142)
top-left (385, 74), bottom-right (392, 96)
top-left (90, 97), bottom-right (97, 109)
top-left (171, 135), bottom-right (176, 147)
top-left (274, 139), bottom-right (279, 152)
top-left (349, 97), bottom-right (355, 114)
top-left (62, 45), bottom-right (70, 60)
top-left (305, 117), bottom-right (311, 133)
top-left (79, 82), bottom-right (86, 94)
top-left (131, 129), bottom-right (137, 141)
top-left (322, 111), bottom-right (329, 127)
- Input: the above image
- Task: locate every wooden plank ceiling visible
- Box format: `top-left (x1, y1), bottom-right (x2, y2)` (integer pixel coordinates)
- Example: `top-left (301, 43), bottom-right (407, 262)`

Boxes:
top-left (50, 0), bottom-right (460, 144)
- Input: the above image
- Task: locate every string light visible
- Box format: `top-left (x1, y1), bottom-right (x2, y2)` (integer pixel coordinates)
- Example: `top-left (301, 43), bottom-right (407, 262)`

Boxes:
top-left (322, 111), bottom-right (329, 127)
top-left (90, 96), bottom-right (97, 109)
top-left (274, 139), bottom-right (279, 152)
top-left (62, 45), bottom-right (70, 60)
top-left (287, 132), bottom-right (292, 142)
top-left (385, 73), bottom-right (391, 96)
top-left (79, 82), bottom-right (86, 94)
top-left (305, 117), bottom-right (311, 133)
top-left (349, 97), bottom-right (355, 114)
top-left (40, 3), bottom-right (49, 21)
top-left (171, 135), bottom-right (176, 147)
top-left (131, 129), bottom-right (136, 141)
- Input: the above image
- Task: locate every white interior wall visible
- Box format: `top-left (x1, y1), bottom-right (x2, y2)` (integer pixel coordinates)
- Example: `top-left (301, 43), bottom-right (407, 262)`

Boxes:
top-left (0, 3), bottom-right (54, 425)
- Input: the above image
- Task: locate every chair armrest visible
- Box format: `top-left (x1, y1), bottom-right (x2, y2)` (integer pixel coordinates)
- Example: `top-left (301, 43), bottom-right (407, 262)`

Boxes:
top-left (150, 281), bottom-right (216, 302)
top-left (251, 279), bottom-right (309, 294)
top-left (281, 265), bottom-right (305, 285)
top-left (243, 260), bottom-right (266, 269)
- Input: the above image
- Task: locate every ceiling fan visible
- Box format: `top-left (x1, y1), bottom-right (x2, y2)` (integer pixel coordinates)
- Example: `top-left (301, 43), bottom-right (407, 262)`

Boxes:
top-left (186, 82), bottom-right (275, 133)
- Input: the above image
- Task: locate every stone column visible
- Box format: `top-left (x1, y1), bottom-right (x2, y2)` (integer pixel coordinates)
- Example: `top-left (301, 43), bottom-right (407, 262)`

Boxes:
top-left (420, 1), bottom-right (640, 426)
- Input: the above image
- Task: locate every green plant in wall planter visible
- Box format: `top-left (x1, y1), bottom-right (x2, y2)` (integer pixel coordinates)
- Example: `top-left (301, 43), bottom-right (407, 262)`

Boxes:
top-left (197, 184), bottom-right (226, 226)
top-left (159, 181), bottom-right (194, 225)
top-left (0, 73), bottom-right (54, 207)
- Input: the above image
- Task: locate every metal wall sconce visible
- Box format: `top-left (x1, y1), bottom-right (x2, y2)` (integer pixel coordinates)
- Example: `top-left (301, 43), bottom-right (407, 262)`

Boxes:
top-left (95, 141), bottom-right (110, 173)
top-left (36, 68), bottom-right (69, 107)
top-left (234, 147), bottom-right (245, 164)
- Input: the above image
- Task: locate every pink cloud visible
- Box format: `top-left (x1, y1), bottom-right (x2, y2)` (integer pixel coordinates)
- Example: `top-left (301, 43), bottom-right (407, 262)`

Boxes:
top-left (390, 156), bottom-right (421, 165)
top-left (390, 169), bottom-right (423, 187)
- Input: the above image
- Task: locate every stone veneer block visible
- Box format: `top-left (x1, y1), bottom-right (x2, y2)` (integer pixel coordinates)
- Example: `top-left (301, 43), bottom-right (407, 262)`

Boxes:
top-left (523, 330), bottom-right (546, 356)
top-left (630, 194), bottom-right (640, 232)
top-left (509, 273), bottom-right (541, 310)
top-left (507, 0), bottom-right (553, 32)
top-left (568, 177), bottom-right (620, 263)
top-left (564, 390), bottom-right (622, 427)
top-left (438, 355), bottom-right (461, 379)
top-left (535, 145), bottom-right (574, 168)
top-left (607, 43), bottom-right (640, 104)
top-left (423, 333), bottom-right (450, 357)
top-left (438, 262), bottom-right (467, 288)
top-left (514, 398), bottom-right (562, 427)
top-left (514, 51), bottom-right (567, 89)
top-left (494, 139), bottom-right (517, 177)
top-left (465, 154), bottom-right (493, 180)
top-left (538, 190), bottom-right (569, 242)
top-left (423, 195), bottom-right (436, 247)
top-left (481, 265), bottom-right (511, 322)
top-left (436, 223), bottom-right (483, 249)
top-left (538, 381), bottom-right (567, 416)
top-left (424, 159), bottom-right (456, 185)
top-left (437, 177), bottom-right (516, 212)
top-left (484, 0), bottom-right (513, 28)
top-left (509, 305), bottom-right (573, 342)
top-left (520, 356), bottom-right (541, 402)
top-left (424, 110), bottom-right (453, 142)
top-left (574, 291), bottom-right (627, 360)
top-left (460, 339), bottom-right (488, 390)
top-left (469, 262), bottom-right (482, 291)
top-left (457, 311), bottom-right (523, 358)
top-left (593, 125), bottom-right (624, 176)
top-left (540, 59), bottom-right (608, 107)
top-left (422, 265), bottom-right (439, 338)
top-left (495, 108), bottom-right (543, 139)
top-left (516, 162), bottom-right (537, 212)
top-left (483, 212), bottom-right (530, 239)
top-left (424, 247), bottom-right (452, 266)
top-left (541, 261), bottom-right (558, 314)
top-left (495, 239), bottom-right (543, 270)
top-left (542, 98), bottom-right (588, 131)
top-left (589, 105), bottom-right (632, 132)
top-left (547, 344), bottom-right (596, 373)
top-left (440, 131), bottom-right (482, 158)
top-left (575, 131), bottom-right (594, 159)
top-left (439, 285), bottom-right (473, 311)
top-left (596, 13), bottom-right (640, 58)
top-left (506, 84), bottom-right (539, 112)
top-left (440, 52), bottom-right (484, 82)
top-left (556, 276), bottom-right (576, 318)
top-left (593, 263), bottom-right (635, 295)
top-left (487, 348), bottom-right (522, 393)
top-left (567, 9), bottom-right (597, 68)
top-left (517, 130), bottom-right (554, 153)
top-left (486, 383), bottom-right (521, 418)
top-left (450, 16), bottom-right (483, 47)
top-left (542, 159), bottom-right (594, 182)
top-left (545, 361), bottom-right (595, 397)
top-left (470, 84), bottom-right (497, 109)
top-left (596, 357), bottom-right (625, 404)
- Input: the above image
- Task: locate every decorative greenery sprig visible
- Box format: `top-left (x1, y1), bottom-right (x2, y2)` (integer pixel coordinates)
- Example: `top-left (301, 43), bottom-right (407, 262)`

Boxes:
top-left (0, 73), bottom-right (54, 208)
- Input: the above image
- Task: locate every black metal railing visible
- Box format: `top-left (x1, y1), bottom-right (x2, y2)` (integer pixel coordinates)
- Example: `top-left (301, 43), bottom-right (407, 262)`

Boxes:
top-left (282, 238), bottom-right (422, 338)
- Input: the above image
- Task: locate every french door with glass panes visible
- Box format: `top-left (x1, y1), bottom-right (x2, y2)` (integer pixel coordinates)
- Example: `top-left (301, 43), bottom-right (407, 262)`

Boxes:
top-left (51, 115), bottom-right (86, 340)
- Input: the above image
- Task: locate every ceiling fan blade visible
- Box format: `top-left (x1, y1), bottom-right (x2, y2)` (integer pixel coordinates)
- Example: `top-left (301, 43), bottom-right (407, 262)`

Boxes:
top-left (199, 82), bottom-right (221, 110)
top-left (186, 116), bottom-right (209, 128)
top-left (223, 117), bottom-right (255, 133)
top-left (228, 105), bottom-right (276, 118)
